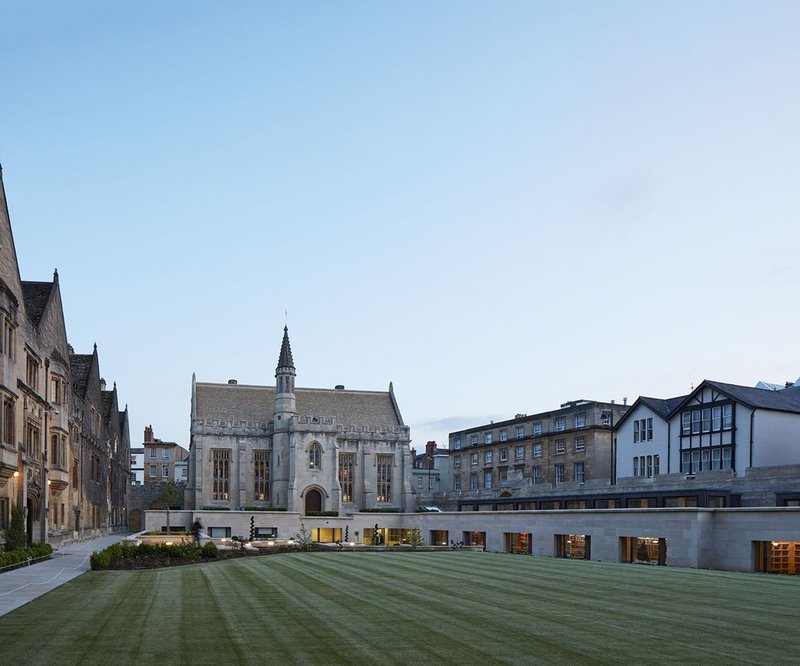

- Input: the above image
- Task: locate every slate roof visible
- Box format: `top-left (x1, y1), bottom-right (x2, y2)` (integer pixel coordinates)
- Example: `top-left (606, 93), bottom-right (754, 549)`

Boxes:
top-left (70, 354), bottom-right (94, 396)
top-left (638, 395), bottom-right (687, 419)
top-left (21, 280), bottom-right (53, 327)
top-left (195, 382), bottom-right (404, 428)
top-left (696, 380), bottom-right (800, 414)
top-left (101, 390), bottom-right (115, 419)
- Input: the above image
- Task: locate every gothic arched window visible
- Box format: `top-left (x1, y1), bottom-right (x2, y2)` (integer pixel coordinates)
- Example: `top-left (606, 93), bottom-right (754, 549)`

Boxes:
top-left (309, 443), bottom-right (322, 470)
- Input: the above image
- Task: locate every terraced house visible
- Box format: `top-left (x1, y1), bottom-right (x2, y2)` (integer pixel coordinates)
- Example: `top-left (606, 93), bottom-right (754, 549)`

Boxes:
top-left (448, 399), bottom-right (630, 510)
top-left (0, 166), bottom-right (130, 545)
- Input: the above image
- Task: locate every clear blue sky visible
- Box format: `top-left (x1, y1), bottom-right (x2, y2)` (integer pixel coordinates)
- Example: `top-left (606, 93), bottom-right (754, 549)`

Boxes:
top-left (2, 1), bottom-right (799, 450)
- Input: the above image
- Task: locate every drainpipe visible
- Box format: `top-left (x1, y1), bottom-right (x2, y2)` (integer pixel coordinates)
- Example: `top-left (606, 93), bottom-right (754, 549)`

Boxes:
top-left (667, 421), bottom-right (671, 474)
top-left (40, 358), bottom-right (50, 545)
top-left (749, 409), bottom-right (755, 470)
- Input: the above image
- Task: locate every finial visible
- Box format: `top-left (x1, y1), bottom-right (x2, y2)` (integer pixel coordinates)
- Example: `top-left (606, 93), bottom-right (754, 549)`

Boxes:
top-left (93, 342), bottom-right (97, 352)
top-left (53, 268), bottom-right (59, 281)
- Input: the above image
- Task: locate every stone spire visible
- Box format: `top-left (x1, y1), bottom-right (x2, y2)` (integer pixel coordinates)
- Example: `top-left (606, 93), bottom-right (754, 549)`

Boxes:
top-left (274, 326), bottom-right (296, 417)
top-left (277, 325), bottom-right (294, 370)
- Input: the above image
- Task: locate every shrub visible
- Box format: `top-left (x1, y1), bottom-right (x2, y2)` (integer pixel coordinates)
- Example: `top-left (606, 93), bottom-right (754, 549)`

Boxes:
top-left (90, 550), bottom-right (113, 570)
top-left (201, 541), bottom-right (219, 559)
top-left (201, 507), bottom-right (231, 511)
top-left (361, 508), bottom-right (400, 513)
top-left (305, 510), bottom-right (338, 517)
top-left (2, 503), bottom-right (27, 551)
top-left (29, 543), bottom-right (53, 559)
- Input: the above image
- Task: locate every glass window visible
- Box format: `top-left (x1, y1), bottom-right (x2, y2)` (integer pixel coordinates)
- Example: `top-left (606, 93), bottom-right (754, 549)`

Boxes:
top-left (712, 406), bottom-right (721, 431)
top-left (722, 405), bottom-right (733, 430)
top-left (646, 418), bottom-right (653, 440)
top-left (485, 433), bottom-right (493, 444)
top-left (532, 466), bottom-right (541, 484)
top-left (533, 443), bottom-right (542, 457)
top-left (515, 445), bottom-right (525, 460)
top-left (516, 426), bottom-right (525, 439)
top-left (691, 411), bottom-right (701, 434)
top-left (555, 464), bottom-right (565, 483)
top-left (682, 412), bottom-right (691, 435)
top-left (471, 435), bottom-right (478, 445)
top-left (453, 475), bottom-right (461, 491)
top-left (533, 423), bottom-right (542, 436)
top-left (484, 450), bottom-right (492, 464)
top-left (499, 448), bottom-right (508, 462)
top-left (470, 453), bottom-right (478, 465)
top-left (483, 471), bottom-right (492, 489)
top-left (470, 473), bottom-right (478, 490)
top-left (575, 414), bottom-right (585, 428)
top-left (555, 417), bottom-right (566, 432)
top-left (499, 430), bottom-right (507, 442)
top-left (453, 436), bottom-right (462, 449)
top-left (574, 437), bottom-right (585, 452)
top-left (555, 440), bottom-right (565, 455)
top-left (701, 408), bottom-right (711, 433)
top-left (634, 420), bottom-right (640, 443)
top-left (162, 464), bottom-right (169, 478)
top-left (453, 455), bottom-right (462, 468)
top-left (633, 457), bottom-right (639, 476)
top-left (653, 454), bottom-right (660, 475)
top-left (574, 462), bottom-right (585, 483)
top-left (149, 464), bottom-right (157, 478)
top-left (721, 447), bottom-right (732, 469)
top-left (309, 443), bottom-right (322, 469)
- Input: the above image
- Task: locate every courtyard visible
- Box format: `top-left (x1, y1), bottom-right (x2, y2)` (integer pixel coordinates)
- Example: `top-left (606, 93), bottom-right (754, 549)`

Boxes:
top-left (0, 551), bottom-right (797, 664)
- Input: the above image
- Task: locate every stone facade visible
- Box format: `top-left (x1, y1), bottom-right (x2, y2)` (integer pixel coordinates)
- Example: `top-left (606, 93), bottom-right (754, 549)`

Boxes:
top-left (144, 506), bottom-right (800, 574)
top-left (0, 166), bottom-right (130, 545)
top-left (186, 327), bottom-right (414, 514)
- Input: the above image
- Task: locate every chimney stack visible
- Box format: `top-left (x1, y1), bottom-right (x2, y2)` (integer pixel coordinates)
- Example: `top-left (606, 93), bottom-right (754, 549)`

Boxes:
top-left (144, 425), bottom-right (154, 443)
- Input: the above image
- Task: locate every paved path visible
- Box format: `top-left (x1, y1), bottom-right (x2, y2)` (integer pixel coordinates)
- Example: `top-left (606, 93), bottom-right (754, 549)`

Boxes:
top-left (0, 533), bottom-right (130, 617)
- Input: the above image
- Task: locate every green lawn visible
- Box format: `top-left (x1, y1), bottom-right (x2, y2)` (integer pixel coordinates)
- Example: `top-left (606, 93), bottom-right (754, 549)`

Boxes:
top-left (1, 552), bottom-right (798, 664)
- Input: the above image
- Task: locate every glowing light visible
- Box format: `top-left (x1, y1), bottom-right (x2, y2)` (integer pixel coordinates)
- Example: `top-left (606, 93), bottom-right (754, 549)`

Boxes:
top-left (165, 541), bottom-right (173, 546)
top-left (13, 471), bottom-right (19, 478)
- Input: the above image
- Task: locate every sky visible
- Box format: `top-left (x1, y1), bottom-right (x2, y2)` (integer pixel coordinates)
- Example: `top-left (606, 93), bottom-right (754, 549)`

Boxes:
top-left (2, 1), bottom-right (799, 451)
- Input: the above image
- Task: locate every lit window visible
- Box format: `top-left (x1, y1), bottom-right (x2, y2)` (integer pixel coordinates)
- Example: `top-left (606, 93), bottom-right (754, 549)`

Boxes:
top-left (309, 442), bottom-right (322, 469)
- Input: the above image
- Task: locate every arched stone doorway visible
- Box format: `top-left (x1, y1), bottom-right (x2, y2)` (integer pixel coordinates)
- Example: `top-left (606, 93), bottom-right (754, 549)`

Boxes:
top-left (305, 488), bottom-right (322, 514)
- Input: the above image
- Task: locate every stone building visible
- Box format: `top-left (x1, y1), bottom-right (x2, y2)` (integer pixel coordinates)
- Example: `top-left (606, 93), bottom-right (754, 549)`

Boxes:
top-left (0, 166), bottom-right (130, 544)
top-left (186, 327), bottom-right (413, 514)
top-left (446, 400), bottom-right (629, 509)
top-left (142, 425), bottom-right (188, 484)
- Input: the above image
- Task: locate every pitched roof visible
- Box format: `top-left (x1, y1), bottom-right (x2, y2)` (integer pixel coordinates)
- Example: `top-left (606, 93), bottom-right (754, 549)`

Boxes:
top-left (21, 280), bottom-right (53, 327)
top-left (70, 354), bottom-right (94, 396)
top-left (195, 382), bottom-right (403, 429)
top-left (638, 395), bottom-right (687, 419)
top-left (695, 380), bottom-right (800, 414)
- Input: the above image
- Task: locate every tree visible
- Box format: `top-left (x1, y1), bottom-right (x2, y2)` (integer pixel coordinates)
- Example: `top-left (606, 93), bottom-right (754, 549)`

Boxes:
top-left (157, 483), bottom-right (182, 534)
top-left (410, 527), bottom-right (422, 550)
top-left (3, 503), bottom-right (27, 551)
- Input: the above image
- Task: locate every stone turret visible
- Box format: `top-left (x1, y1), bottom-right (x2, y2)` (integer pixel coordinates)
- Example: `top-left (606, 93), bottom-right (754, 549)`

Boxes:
top-left (274, 326), bottom-right (296, 417)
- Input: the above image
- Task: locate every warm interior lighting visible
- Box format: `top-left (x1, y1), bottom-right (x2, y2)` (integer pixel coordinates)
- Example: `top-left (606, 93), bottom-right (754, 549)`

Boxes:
top-left (165, 541), bottom-right (173, 546)
top-left (13, 471), bottom-right (19, 478)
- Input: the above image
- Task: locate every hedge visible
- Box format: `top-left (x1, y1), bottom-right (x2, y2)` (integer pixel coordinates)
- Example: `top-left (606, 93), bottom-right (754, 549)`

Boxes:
top-left (0, 543), bottom-right (53, 570)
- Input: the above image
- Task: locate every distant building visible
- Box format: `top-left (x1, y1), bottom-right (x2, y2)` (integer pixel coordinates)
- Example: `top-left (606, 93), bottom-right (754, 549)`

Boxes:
top-left (447, 400), bottom-right (629, 509)
top-left (186, 327), bottom-right (414, 514)
top-left (0, 167), bottom-right (130, 544)
top-left (130, 447), bottom-right (144, 485)
top-left (143, 425), bottom-right (188, 485)
top-left (411, 441), bottom-right (451, 496)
